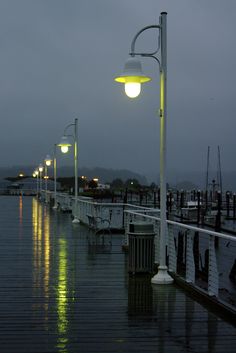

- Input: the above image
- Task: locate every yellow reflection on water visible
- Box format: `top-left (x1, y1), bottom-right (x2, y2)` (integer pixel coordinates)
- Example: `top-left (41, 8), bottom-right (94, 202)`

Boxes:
top-left (43, 206), bottom-right (51, 325)
top-left (19, 195), bottom-right (23, 223)
top-left (32, 198), bottom-right (51, 326)
top-left (57, 238), bottom-right (69, 352)
top-left (32, 198), bottom-right (42, 272)
top-left (18, 195), bottom-right (23, 238)
top-left (44, 209), bottom-right (50, 299)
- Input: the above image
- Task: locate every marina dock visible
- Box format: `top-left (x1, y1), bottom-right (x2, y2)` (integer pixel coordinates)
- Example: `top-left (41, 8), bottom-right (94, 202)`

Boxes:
top-left (0, 195), bottom-right (236, 352)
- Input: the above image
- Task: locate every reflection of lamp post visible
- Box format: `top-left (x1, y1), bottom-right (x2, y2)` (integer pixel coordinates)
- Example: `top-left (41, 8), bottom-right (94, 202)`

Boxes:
top-left (58, 118), bottom-right (80, 224)
top-left (115, 12), bottom-right (173, 284)
top-left (38, 164), bottom-right (44, 196)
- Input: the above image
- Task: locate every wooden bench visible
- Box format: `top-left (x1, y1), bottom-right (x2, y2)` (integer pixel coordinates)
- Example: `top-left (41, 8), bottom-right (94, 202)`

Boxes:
top-left (87, 214), bottom-right (111, 233)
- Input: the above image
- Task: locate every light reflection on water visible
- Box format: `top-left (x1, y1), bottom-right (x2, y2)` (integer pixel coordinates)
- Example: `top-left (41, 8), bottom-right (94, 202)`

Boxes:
top-left (32, 198), bottom-right (69, 352)
top-left (57, 238), bottom-right (69, 352)
top-left (19, 195), bottom-right (23, 224)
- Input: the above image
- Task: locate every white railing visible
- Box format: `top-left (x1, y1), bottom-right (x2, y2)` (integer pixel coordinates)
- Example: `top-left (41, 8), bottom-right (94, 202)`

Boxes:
top-left (124, 209), bottom-right (236, 306)
top-left (73, 197), bottom-right (160, 230)
top-left (41, 190), bottom-right (160, 230)
top-left (39, 190), bottom-right (236, 307)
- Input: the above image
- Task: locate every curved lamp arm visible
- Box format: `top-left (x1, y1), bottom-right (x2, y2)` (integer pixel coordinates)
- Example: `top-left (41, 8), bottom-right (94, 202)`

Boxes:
top-left (130, 25), bottom-right (161, 68)
top-left (63, 122), bottom-right (76, 136)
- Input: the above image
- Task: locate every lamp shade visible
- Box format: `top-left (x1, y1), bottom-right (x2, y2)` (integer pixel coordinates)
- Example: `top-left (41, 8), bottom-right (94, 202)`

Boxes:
top-left (114, 57), bottom-right (151, 98)
top-left (115, 57), bottom-right (151, 83)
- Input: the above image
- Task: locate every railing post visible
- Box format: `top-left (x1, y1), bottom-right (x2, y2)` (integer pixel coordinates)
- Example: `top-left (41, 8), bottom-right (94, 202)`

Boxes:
top-left (208, 235), bottom-right (219, 297)
top-left (168, 224), bottom-right (176, 273)
top-left (124, 212), bottom-right (132, 247)
top-left (186, 231), bottom-right (195, 283)
top-left (153, 220), bottom-right (160, 265)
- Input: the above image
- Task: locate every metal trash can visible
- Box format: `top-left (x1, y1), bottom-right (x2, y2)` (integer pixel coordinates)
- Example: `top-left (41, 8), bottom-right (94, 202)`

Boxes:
top-left (128, 222), bottom-right (155, 274)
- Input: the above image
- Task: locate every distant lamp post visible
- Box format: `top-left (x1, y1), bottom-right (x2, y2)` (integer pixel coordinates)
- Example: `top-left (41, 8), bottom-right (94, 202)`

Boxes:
top-left (38, 164), bottom-right (44, 196)
top-left (59, 118), bottom-right (79, 224)
top-left (53, 144), bottom-right (58, 210)
top-left (44, 155), bottom-right (52, 198)
top-left (33, 169), bottom-right (39, 196)
top-left (114, 12), bottom-right (173, 284)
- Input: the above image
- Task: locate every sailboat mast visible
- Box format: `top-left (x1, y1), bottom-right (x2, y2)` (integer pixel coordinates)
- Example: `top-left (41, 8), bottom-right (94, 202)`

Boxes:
top-left (217, 145), bottom-right (222, 193)
top-left (206, 146), bottom-right (210, 191)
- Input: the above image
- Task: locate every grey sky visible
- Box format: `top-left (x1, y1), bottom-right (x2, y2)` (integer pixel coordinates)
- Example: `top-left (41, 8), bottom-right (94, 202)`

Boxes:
top-left (0, 0), bottom-right (235, 182)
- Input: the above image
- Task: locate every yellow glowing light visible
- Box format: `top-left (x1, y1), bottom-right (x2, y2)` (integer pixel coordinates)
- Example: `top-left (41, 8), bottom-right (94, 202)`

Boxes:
top-left (45, 160), bottom-right (52, 166)
top-left (33, 173), bottom-right (36, 178)
top-left (93, 178), bottom-right (99, 182)
top-left (61, 146), bottom-right (69, 154)
top-left (19, 173), bottom-right (24, 177)
top-left (39, 166), bottom-right (43, 173)
top-left (115, 56), bottom-right (151, 98)
top-left (125, 82), bottom-right (141, 98)
top-left (44, 176), bottom-right (49, 180)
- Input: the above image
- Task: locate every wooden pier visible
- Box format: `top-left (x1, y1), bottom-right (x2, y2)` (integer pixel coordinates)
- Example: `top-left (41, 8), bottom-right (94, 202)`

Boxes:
top-left (0, 195), bottom-right (236, 353)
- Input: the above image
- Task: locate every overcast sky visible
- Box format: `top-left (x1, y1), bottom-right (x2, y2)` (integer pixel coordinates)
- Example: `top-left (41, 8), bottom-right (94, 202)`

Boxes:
top-left (0, 0), bottom-right (235, 182)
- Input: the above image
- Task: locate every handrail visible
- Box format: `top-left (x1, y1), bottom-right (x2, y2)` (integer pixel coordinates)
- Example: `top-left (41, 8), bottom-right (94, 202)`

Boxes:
top-left (124, 209), bottom-right (236, 242)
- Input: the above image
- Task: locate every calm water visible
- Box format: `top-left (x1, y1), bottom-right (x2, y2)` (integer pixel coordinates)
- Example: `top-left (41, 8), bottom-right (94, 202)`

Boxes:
top-left (0, 196), bottom-right (235, 353)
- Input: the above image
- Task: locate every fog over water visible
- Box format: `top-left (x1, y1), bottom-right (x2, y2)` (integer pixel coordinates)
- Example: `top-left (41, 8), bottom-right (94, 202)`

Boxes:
top-left (0, 1), bottom-right (235, 186)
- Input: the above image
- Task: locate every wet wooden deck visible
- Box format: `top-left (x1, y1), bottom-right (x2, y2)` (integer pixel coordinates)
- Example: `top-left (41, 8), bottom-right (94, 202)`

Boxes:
top-left (0, 196), bottom-right (235, 353)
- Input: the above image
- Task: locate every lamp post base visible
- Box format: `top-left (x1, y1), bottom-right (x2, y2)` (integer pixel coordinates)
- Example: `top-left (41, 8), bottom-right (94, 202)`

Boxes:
top-left (151, 265), bottom-right (173, 285)
top-left (72, 217), bottom-right (80, 224)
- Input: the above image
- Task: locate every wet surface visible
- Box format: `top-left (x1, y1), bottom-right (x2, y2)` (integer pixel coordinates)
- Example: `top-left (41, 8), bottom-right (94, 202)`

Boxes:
top-left (0, 196), bottom-right (235, 353)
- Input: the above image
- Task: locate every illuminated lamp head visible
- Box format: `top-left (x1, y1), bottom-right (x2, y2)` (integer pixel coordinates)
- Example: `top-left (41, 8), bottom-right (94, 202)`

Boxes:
top-left (45, 155), bottom-right (52, 166)
top-left (58, 135), bottom-right (72, 154)
top-left (114, 56), bottom-right (151, 98)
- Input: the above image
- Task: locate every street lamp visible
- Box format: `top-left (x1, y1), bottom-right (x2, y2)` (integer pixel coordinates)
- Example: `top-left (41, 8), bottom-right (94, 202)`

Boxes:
top-left (38, 164), bottom-right (44, 197)
top-left (58, 118), bottom-right (80, 224)
top-left (44, 155), bottom-right (52, 200)
top-left (52, 144), bottom-right (58, 210)
top-left (115, 12), bottom-right (173, 284)
top-left (33, 169), bottom-right (39, 197)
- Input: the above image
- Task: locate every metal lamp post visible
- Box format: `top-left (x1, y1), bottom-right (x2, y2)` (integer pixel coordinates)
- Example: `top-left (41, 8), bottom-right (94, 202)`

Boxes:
top-left (38, 164), bottom-right (44, 198)
top-left (33, 169), bottom-right (39, 197)
top-left (44, 155), bottom-right (52, 202)
top-left (58, 118), bottom-right (80, 224)
top-left (52, 144), bottom-right (58, 210)
top-left (115, 12), bottom-right (173, 284)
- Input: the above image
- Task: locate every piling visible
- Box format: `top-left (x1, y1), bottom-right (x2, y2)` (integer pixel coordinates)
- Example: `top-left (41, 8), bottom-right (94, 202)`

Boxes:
top-left (226, 192), bottom-right (230, 218)
top-left (233, 194), bottom-right (236, 219)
